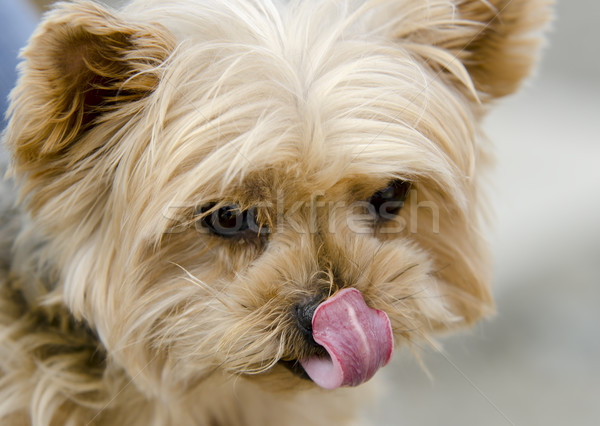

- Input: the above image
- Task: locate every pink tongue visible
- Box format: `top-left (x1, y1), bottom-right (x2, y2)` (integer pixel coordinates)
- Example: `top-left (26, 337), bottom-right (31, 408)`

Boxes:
top-left (300, 288), bottom-right (394, 390)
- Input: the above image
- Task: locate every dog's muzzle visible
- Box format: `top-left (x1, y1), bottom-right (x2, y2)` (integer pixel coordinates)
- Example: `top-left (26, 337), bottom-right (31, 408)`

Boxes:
top-left (289, 288), bottom-right (394, 389)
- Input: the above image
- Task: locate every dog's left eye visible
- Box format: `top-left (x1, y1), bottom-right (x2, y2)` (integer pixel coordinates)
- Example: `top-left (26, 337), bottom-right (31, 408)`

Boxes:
top-left (368, 179), bottom-right (411, 219)
top-left (196, 203), bottom-right (264, 238)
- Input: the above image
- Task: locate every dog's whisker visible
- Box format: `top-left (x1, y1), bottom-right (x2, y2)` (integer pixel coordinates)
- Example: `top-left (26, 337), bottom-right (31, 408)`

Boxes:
top-left (386, 263), bottom-right (420, 283)
top-left (170, 262), bottom-right (234, 308)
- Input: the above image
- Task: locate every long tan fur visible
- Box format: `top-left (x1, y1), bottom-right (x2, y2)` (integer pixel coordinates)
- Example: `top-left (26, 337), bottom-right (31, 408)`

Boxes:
top-left (1, 0), bottom-right (551, 424)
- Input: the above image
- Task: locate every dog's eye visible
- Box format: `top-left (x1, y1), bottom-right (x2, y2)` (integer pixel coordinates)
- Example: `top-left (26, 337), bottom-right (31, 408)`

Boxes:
top-left (196, 203), bottom-right (265, 238)
top-left (368, 179), bottom-right (411, 219)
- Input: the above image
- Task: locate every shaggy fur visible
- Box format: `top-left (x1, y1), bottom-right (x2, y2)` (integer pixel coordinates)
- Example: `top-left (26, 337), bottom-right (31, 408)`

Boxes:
top-left (1, 0), bottom-right (550, 424)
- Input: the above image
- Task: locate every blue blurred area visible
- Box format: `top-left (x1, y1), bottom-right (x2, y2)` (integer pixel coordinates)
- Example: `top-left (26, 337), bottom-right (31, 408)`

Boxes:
top-left (0, 0), bottom-right (38, 124)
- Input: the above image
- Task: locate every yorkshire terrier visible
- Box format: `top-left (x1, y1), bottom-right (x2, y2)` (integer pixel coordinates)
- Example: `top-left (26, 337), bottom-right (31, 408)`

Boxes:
top-left (0, 0), bottom-right (550, 424)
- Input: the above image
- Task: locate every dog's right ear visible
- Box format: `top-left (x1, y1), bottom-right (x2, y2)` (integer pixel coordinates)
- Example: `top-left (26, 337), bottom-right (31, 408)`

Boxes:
top-left (382, 0), bottom-right (552, 102)
top-left (4, 0), bottom-right (174, 175)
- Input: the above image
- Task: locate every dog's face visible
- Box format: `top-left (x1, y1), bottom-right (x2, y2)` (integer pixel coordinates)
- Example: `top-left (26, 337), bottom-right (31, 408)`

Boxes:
top-left (4, 0), bottom-right (549, 393)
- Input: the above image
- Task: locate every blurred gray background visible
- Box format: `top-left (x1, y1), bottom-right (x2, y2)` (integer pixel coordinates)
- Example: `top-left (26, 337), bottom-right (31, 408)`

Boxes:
top-left (1, 1), bottom-right (599, 425)
top-left (372, 1), bottom-right (600, 425)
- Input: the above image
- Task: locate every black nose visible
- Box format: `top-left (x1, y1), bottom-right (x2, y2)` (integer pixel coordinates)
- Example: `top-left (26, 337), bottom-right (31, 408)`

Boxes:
top-left (294, 297), bottom-right (321, 346)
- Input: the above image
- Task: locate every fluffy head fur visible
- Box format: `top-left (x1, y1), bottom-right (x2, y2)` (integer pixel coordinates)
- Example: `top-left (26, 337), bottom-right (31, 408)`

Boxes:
top-left (1, 0), bottom-right (551, 424)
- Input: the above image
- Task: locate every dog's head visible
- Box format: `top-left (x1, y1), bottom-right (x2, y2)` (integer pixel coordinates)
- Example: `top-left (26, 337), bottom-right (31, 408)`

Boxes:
top-left (4, 0), bottom-right (550, 393)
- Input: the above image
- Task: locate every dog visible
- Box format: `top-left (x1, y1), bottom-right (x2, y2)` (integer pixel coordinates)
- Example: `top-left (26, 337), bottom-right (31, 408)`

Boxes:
top-left (0, 0), bottom-right (550, 424)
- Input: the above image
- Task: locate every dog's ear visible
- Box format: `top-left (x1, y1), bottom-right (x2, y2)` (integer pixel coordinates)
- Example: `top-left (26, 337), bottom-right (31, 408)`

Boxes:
top-left (390, 0), bottom-right (552, 100)
top-left (5, 1), bottom-right (174, 172)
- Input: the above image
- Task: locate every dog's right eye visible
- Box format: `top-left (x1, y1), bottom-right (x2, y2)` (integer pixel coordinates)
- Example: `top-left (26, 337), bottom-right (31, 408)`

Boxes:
top-left (195, 203), bottom-right (264, 238)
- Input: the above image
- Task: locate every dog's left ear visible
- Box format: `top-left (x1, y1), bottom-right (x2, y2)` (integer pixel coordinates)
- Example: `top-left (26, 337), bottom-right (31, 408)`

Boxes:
top-left (390, 0), bottom-right (552, 100)
top-left (5, 1), bottom-right (175, 173)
